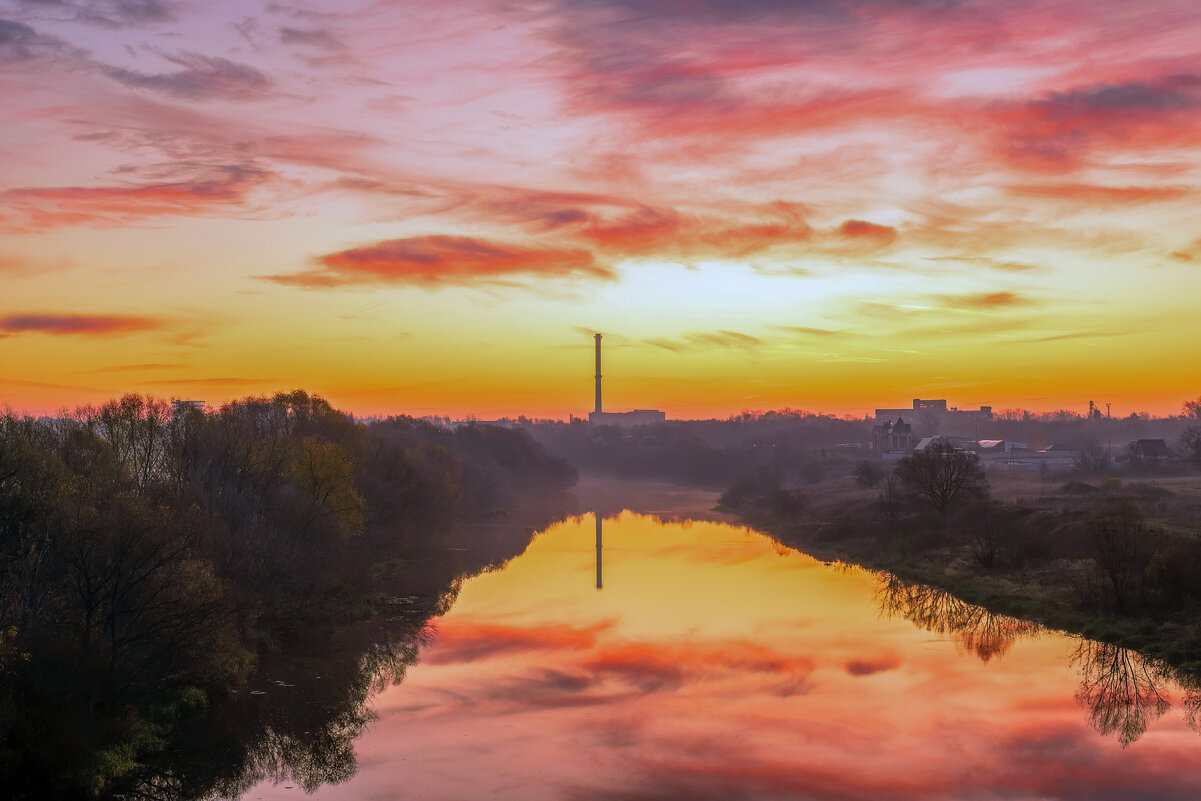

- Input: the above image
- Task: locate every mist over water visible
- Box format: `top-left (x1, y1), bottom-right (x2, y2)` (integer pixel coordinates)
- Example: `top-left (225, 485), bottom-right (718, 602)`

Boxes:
top-left (246, 511), bottom-right (1201, 801)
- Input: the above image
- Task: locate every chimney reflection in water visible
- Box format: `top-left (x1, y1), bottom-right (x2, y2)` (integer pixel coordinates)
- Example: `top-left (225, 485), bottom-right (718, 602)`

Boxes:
top-left (595, 515), bottom-right (602, 590)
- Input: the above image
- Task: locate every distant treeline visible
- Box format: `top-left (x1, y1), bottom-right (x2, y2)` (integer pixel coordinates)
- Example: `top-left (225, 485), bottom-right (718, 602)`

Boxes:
top-left (0, 391), bottom-right (576, 798)
top-left (525, 404), bottom-right (1201, 488)
top-left (528, 411), bottom-right (867, 487)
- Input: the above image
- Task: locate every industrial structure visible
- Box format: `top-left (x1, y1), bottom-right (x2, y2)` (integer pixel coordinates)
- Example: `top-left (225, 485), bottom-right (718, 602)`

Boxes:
top-left (874, 398), bottom-right (993, 422)
top-left (587, 332), bottom-right (666, 426)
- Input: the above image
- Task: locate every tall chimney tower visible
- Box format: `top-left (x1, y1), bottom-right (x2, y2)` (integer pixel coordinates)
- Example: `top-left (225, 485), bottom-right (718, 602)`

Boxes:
top-left (594, 333), bottom-right (602, 414)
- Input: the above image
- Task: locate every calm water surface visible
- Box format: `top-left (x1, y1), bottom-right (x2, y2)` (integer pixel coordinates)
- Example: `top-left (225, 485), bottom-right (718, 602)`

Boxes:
top-left (247, 512), bottom-right (1201, 800)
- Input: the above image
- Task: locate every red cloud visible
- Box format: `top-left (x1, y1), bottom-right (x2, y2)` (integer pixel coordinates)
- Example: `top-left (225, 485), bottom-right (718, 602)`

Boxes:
top-left (839, 219), bottom-right (896, 240)
top-left (578, 206), bottom-right (686, 252)
top-left (0, 165), bottom-right (272, 231)
top-left (583, 640), bottom-right (815, 689)
top-left (0, 313), bottom-right (162, 336)
top-left (835, 219), bottom-right (898, 251)
top-left (984, 75), bottom-right (1201, 172)
top-left (548, 201), bottom-right (812, 259)
top-left (263, 235), bottom-right (612, 288)
top-left (844, 654), bottom-right (901, 676)
top-left (423, 621), bottom-right (610, 665)
top-left (1008, 183), bottom-right (1193, 204)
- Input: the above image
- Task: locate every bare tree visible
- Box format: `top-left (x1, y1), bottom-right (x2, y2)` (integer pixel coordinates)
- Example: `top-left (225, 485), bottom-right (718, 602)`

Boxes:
top-left (1089, 500), bottom-right (1148, 613)
top-left (1181, 427), bottom-right (1201, 472)
top-left (1072, 640), bottom-right (1169, 747)
top-left (1183, 396), bottom-right (1201, 419)
top-left (893, 443), bottom-right (987, 514)
top-left (1074, 441), bottom-right (1109, 474)
top-left (853, 459), bottom-right (885, 488)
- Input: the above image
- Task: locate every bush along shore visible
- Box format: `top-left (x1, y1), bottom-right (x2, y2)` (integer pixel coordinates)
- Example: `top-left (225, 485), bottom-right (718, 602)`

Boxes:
top-left (717, 445), bottom-right (1201, 671)
top-left (0, 391), bottom-right (578, 799)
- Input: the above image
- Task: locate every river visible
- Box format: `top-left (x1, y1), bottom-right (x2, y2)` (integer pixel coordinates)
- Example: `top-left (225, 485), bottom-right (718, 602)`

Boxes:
top-left (241, 506), bottom-right (1201, 801)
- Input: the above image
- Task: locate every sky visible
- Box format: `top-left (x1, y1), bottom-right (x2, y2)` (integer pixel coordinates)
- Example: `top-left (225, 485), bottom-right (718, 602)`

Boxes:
top-left (2, 0), bottom-right (1200, 419)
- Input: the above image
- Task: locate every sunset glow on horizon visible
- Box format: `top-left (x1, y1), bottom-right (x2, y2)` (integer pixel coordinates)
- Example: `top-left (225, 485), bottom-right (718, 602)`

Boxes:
top-left (3, 0), bottom-right (1201, 419)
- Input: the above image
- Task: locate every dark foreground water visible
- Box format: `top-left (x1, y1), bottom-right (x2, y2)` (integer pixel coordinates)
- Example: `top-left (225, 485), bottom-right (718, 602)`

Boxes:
top-left (244, 512), bottom-right (1201, 801)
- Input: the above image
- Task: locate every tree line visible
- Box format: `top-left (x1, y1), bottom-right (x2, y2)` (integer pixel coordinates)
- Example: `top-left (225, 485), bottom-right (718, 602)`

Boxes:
top-left (716, 408), bottom-right (1201, 665)
top-left (0, 391), bottom-right (576, 798)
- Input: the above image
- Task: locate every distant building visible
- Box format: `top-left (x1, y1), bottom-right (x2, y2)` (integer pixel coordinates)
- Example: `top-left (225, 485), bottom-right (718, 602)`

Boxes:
top-left (874, 398), bottom-right (992, 422)
top-left (978, 439), bottom-right (1028, 453)
top-left (914, 434), bottom-right (978, 451)
top-left (872, 417), bottom-right (917, 453)
top-left (1038, 444), bottom-right (1080, 461)
top-left (171, 399), bottom-right (205, 413)
top-left (1127, 439), bottom-right (1171, 461)
top-left (588, 333), bottom-right (665, 427)
top-left (588, 410), bottom-right (666, 427)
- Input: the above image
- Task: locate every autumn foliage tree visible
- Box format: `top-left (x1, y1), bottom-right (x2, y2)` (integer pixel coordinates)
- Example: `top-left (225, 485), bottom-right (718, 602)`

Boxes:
top-left (0, 390), bottom-right (576, 797)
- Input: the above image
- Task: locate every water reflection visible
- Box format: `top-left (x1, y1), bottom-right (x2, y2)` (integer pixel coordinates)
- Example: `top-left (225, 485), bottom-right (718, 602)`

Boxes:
top-left (120, 589), bottom-right (447, 800)
top-left (874, 574), bottom-right (1042, 663)
top-left (70, 501), bottom-right (574, 801)
top-left (240, 512), bottom-right (1201, 801)
top-left (1072, 640), bottom-right (1171, 747)
top-left (596, 514), bottom-right (603, 590)
top-left (873, 572), bottom-right (1201, 748)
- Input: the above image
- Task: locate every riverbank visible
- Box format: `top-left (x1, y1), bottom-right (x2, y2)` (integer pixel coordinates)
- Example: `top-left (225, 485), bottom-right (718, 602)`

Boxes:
top-left (722, 471), bottom-right (1201, 670)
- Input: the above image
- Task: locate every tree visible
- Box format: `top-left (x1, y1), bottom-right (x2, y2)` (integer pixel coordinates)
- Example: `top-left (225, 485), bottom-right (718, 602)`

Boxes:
top-left (853, 459), bottom-right (885, 489)
top-left (1183, 396), bottom-right (1201, 419)
top-left (1072, 640), bottom-right (1169, 747)
top-left (1181, 427), bottom-right (1201, 472)
top-left (1088, 500), bottom-right (1148, 613)
top-left (894, 443), bottom-right (987, 514)
top-left (1074, 441), bottom-right (1109, 474)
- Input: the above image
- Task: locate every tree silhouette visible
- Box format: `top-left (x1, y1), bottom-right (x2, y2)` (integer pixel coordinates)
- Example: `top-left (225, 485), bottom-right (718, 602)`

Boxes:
top-left (893, 443), bottom-right (987, 514)
top-left (1072, 640), bottom-right (1170, 747)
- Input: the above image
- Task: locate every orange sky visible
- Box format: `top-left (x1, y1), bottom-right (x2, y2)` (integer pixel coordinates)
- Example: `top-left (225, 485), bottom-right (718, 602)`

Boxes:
top-left (3, 0), bottom-right (1201, 419)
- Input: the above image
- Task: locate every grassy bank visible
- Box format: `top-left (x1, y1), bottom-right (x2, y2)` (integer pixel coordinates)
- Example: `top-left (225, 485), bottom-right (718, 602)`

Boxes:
top-left (723, 470), bottom-right (1201, 670)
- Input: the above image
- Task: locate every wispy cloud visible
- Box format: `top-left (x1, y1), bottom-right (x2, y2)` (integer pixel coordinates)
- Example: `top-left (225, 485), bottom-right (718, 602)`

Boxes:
top-left (936, 291), bottom-right (1036, 310)
top-left (263, 235), bottom-right (613, 288)
top-left (102, 52), bottom-right (274, 101)
top-left (137, 376), bottom-right (276, 386)
top-left (0, 313), bottom-right (162, 335)
top-left (646, 330), bottom-right (763, 353)
top-left (1007, 182), bottom-right (1193, 204)
top-left (279, 25), bottom-right (343, 50)
top-left (89, 362), bottom-right (187, 372)
top-left (769, 325), bottom-right (851, 338)
top-left (11, 0), bottom-right (180, 29)
top-left (987, 75), bottom-right (1201, 171)
top-left (0, 252), bottom-right (72, 275)
top-left (0, 164), bottom-right (274, 231)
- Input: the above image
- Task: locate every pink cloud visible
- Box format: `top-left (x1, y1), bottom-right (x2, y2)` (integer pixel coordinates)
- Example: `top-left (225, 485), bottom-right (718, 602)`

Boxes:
top-left (421, 621), bottom-right (611, 665)
top-left (263, 235), bottom-right (611, 288)
top-left (0, 164), bottom-right (273, 231)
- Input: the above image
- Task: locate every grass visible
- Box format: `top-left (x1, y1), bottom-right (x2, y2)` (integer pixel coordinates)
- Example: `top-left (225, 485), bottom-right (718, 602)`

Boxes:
top-left (731, 468), bottom-right (1201, 669)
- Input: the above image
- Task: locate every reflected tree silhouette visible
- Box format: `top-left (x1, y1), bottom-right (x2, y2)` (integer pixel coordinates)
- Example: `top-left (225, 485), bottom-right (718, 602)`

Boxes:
top-left (1175, 672), bottom-right (1201, 736)
top-left (119, 596), bottom-right (446, 801)
top-left (1071, 640), bottom-right (1170, 747)
top-left (874, 574), bottom-right (1040, 662)
top-left (874, 573), bottom-right (1201, 746)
